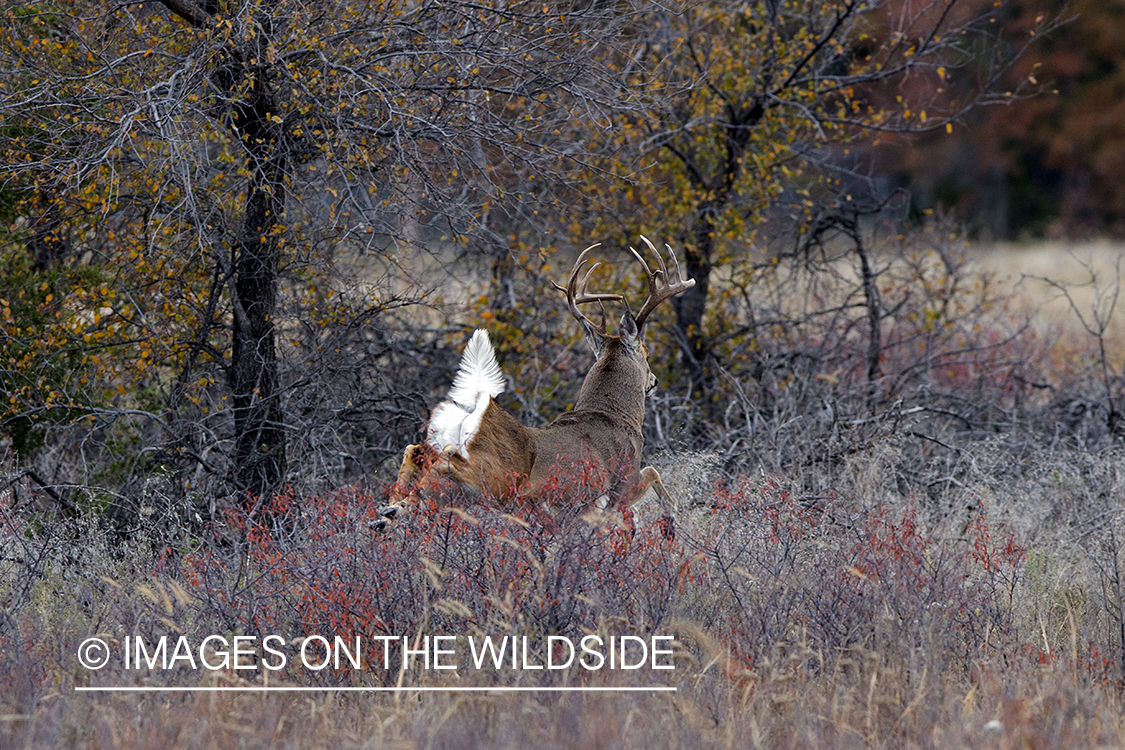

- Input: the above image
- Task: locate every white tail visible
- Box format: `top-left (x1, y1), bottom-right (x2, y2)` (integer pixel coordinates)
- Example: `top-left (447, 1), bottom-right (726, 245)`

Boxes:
top-left (426, 329), bottom-right (505, 460)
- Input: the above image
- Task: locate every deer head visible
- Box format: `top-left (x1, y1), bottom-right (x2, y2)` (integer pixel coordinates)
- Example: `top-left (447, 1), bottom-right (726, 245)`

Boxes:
top-left (554, 235), bottom-right (695, 419)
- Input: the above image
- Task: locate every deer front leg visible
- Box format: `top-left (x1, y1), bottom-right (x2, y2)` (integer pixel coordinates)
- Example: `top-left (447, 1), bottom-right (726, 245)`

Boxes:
top-left (619, 466), bottom-right (676, 539)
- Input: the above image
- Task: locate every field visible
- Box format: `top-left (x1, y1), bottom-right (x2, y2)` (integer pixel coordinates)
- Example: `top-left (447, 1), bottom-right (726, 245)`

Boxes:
top-left (3, 240), bottom-right (1125, 750)
top-left (975, 241), bottom-right (1125, 335)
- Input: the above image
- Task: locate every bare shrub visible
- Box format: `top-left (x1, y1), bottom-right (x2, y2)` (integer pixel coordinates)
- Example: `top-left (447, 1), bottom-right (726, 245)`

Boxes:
top-left (6, 441), bottom-right (1125, 748)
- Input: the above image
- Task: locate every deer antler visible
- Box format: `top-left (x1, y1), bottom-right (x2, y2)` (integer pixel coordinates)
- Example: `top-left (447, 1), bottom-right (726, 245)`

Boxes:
top-left (629, 235), bottom-right (696, 332)
top-left (552, 243), bottom-right (624, 337)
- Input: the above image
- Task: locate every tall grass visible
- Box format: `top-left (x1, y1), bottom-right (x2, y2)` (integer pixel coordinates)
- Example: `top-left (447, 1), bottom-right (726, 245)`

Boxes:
top-left (4, 434), bottom-right (1125, 748)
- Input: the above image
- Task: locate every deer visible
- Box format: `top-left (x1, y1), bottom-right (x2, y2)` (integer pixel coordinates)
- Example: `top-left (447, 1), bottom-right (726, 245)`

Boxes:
top-left (376, 236), bottom-right (694, 534)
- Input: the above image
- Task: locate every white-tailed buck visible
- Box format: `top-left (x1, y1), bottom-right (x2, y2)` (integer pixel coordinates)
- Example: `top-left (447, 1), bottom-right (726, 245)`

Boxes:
top-left (378, 236), bottom-right (694, 532)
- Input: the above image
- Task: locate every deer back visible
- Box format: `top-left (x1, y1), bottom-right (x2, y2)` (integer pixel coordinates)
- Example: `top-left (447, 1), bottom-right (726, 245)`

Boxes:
top-left (522, 322), bottom-right (652, 503)
top-left (454, 333), bottom-right (648, 507)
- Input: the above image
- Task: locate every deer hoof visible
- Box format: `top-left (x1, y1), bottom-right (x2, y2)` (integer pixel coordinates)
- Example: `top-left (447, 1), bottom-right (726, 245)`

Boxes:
top-left (372, 504), bottom-right (405, 532)
top-left (658, 514), bottom-right (676, 541)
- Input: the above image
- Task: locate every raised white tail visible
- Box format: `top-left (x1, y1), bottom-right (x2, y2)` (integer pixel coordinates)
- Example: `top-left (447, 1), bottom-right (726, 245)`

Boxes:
top-left (426, 329), bottom-right (505, 459)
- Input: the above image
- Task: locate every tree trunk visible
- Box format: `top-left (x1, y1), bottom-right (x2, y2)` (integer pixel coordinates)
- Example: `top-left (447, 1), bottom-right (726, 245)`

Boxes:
top-left (666, 100), bottom-right (761, 384)
top-left (855, 226), bottom-right (882, 385)
top-left (228, 65), bottom-right (287, 503)
top-left (672, 207), bottom-right (715, 382)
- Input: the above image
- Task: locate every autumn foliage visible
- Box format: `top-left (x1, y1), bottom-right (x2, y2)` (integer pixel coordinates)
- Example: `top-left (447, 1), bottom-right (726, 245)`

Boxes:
top-left (7, 447), bottom-right (1125, 747)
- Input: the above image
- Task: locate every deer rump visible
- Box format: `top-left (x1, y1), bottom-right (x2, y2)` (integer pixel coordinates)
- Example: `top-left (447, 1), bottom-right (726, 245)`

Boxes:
top-left (414, 329), bottom-right (643, 510)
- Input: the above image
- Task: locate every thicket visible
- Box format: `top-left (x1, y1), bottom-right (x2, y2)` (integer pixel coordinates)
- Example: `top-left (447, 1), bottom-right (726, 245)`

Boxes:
top-left (4, 421), bottom-right (1125, 747)
top-left (4, 214), bottom-right (1125, 748)
top-left (0, 0), bottom-right (1062, 512)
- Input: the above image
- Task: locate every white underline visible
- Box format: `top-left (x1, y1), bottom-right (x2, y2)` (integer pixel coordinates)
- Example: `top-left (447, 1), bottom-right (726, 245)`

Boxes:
top-left (75, 686), bottom-right (677, 693)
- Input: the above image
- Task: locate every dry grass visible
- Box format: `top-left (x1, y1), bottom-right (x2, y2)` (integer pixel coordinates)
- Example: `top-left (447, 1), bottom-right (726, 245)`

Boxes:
top-left (973, 240), bottom-right (1125, 338)
top-left (4, 662), bottom-right (1122, 750)
top-left (5, 436), bottom-right (1125, 749)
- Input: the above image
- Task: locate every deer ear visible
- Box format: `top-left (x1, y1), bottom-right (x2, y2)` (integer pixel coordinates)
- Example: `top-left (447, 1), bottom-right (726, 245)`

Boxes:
top-left (620, 310), bottom-right (641, 352)
top-left (579, 320), bottom-right (605, 358)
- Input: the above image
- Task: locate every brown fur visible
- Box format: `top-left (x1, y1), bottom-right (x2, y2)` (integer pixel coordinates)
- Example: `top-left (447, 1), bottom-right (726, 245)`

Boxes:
top-left (388, 338), bottom-right (668, 514)
top-left (381, 240), bottom-right (691, 531)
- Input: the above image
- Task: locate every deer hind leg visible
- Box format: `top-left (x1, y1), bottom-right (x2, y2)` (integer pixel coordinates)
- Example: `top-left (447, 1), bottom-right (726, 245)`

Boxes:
top-left (376, 444), bottom-right (423, 530)
top-left (394, 444), bottom-right (424, 491)
top-left (378, 443), bottom-right (491, 531)
top-left (376, 444), bottom-right (458, 531)
top-left (619, 466), bottom-right (676, 539)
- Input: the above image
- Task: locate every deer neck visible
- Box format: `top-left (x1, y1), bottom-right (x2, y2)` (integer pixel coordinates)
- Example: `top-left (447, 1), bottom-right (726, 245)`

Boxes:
top-left (573, 349), bottom-right (646, 434)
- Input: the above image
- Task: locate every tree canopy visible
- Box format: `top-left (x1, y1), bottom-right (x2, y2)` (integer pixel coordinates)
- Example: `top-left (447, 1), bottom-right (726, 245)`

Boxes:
top-left (0, 0), bottom-right (1057, 512)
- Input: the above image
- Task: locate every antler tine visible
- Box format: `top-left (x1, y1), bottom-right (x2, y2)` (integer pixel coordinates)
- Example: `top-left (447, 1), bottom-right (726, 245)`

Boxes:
top-left (631, 235), bottom-right (696, 332)
top-left (552, 243), bottom-right (623, 337)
